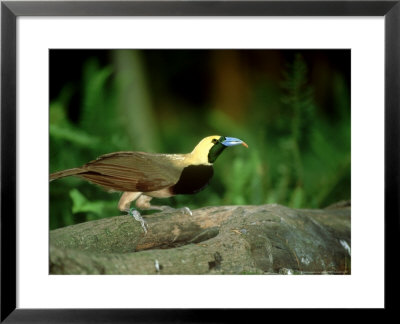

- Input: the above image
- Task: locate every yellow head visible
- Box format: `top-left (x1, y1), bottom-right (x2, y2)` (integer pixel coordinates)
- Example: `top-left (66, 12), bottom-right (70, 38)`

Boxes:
top-left (190, 135), bottom-right (248, 164)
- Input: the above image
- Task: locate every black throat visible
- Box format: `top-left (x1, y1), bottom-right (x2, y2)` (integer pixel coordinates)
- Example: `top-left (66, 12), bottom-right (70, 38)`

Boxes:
top-left (208, 138), bottom-right (227, 163)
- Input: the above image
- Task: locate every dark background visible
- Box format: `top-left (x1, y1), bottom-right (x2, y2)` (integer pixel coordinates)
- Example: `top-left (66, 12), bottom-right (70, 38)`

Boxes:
top-left (49, 49), bottom-right (350, 229)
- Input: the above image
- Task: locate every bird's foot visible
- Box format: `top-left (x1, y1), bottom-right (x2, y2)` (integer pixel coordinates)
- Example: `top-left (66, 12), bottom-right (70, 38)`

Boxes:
top-left (127, 208), bottom-right (148, 234)
top-left (156, 205), bottom-right (192, 216)
top-left (179, 206), bottom-right (193, 216)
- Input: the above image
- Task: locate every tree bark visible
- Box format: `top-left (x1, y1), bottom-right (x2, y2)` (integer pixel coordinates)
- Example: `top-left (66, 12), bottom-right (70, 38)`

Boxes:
top-left (50, 203), bottom-right (350, 274)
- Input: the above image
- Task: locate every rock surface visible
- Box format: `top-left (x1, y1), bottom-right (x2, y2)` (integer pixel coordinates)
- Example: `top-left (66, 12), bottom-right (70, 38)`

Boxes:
top-left (50, 204), bottom-right (351, 274)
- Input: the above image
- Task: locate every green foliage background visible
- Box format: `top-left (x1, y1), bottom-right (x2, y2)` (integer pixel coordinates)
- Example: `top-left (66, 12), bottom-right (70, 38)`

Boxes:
top-left (50, 50), bottom-right (350, 230)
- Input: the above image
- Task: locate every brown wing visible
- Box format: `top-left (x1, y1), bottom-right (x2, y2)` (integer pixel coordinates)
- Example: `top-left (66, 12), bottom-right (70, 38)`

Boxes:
top-left (79, 151), bottom-right (184, 192)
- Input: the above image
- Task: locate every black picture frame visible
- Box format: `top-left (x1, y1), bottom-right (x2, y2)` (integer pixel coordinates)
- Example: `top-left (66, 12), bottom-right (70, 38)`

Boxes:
top-left (1, 0), bottom-right (398, 322)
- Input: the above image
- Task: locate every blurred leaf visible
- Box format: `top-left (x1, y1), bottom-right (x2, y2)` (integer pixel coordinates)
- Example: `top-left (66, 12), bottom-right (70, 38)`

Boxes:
top-left (290, 186), bottom-right (304, 208)
top-left (50, 124), bottom-right (100, 147)
top-left (49, 102), bottom-right (67, 125)
top-left (70, 188), bottom-right (105, 215)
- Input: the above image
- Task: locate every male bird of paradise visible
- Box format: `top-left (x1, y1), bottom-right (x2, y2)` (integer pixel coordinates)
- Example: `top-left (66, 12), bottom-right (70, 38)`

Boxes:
top-left (50, 135), bottom-right (248, 232)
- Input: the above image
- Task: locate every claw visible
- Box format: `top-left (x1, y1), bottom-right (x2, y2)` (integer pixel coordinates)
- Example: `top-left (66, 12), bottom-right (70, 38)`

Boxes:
top-left (150, 205), bottom-right (192, 216)
top-left (127, 208), bottom-right (148, 234)
top-left (180, 206), bottom-right (192, 216)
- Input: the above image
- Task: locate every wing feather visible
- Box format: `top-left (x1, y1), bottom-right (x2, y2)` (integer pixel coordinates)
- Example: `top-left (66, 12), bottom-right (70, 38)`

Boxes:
top-left (79, 152), bottom-right (184, 192)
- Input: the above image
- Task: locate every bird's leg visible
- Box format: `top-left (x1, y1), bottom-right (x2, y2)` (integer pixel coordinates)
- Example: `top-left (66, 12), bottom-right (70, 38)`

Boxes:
top-left (127, 208), bottom-right (148, 234)
top-left (118, 192), bottom-right (147, 233)
top-left (118, 191), bottom-right (142, 211)
top-left (135, 195), bottom-right (193, 216)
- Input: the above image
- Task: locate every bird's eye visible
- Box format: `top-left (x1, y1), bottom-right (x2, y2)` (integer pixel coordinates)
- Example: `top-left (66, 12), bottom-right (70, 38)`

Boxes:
top-left (212, 139), bottom-right (218, 144)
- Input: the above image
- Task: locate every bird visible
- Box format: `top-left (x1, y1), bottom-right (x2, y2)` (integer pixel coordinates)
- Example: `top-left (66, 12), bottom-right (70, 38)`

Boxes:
top-left (50, 135), bottom-right (248, 232)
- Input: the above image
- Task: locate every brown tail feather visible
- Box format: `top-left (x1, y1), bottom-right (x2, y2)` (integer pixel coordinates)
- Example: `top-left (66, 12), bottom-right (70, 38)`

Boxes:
top-left (50, 168), bottom-right (85, 181)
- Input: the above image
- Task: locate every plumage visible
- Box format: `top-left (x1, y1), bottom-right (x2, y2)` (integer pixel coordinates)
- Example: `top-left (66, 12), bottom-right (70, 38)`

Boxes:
top-left (80, 152), bottom-right (184, 193)
top-left (50, 135), bottom-right (247, 227)
top-left (171, 164), bottom-right (214, 195)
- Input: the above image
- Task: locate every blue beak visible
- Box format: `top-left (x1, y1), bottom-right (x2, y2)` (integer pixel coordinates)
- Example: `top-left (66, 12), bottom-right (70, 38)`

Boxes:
top-left (221, 137), bottom-right (248, 148)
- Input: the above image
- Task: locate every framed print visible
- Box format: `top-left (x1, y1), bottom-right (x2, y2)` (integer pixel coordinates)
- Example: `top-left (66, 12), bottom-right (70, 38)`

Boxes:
top-left (1, 0), bottom-right (398, 321)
